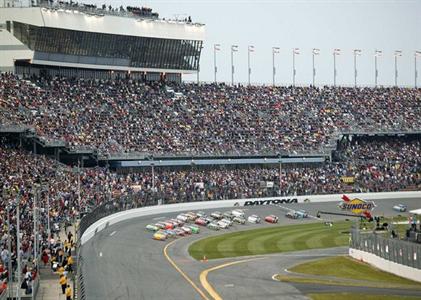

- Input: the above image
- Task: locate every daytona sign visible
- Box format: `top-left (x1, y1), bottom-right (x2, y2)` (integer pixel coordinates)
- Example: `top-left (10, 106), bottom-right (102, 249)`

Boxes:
top-left (243, 198), bottom-right (298, 206)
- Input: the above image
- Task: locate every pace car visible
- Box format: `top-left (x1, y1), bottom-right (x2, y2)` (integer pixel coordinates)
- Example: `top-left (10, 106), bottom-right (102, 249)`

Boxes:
top-left (393, 204), bottom-right (407, 212)
top-left (248, 214), bottom-right (261, 224)
top-left (265, 215), bottom-right (279, 223)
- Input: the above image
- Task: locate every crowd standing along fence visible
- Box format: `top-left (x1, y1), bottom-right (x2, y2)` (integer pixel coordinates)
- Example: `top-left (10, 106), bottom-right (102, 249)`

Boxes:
top-left (350, 227), bottom-right (421, 270)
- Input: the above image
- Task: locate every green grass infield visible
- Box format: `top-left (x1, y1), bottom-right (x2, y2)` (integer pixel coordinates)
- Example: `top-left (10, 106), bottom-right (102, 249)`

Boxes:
top-left (188, 221), bottom-right (352, 260)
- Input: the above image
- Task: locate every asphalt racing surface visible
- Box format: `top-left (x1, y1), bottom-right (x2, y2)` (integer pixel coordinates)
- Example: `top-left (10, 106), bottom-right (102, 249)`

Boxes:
top-left (81, 197), bottom-right (421, 300)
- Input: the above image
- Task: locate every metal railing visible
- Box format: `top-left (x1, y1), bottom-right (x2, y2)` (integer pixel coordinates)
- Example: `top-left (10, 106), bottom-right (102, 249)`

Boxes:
top-left (350, 227), bottom-right (421, 269)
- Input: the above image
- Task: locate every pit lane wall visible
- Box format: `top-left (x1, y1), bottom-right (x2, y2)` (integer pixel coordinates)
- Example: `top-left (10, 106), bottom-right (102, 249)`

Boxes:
top-left (349, 249), bottom-right (421, 283)
top-left (80, 191), bottom-right (421, 245)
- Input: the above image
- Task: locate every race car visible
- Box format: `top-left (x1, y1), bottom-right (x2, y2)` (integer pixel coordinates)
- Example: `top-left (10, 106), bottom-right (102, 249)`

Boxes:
top-left (181, 226), bottom-right (192, 234)
top-left (170, 218), bottom-right (184, 227)
top-left (233, 216), bottom-right (246, 224)
top-left (221, 218), bottom-right (233, 226)
top-left (223, 211), bottom-right (234, 219)
top-left (232, 209), bottom-right (245, 218)
top-left (265, 215), bottom-right (279, 223)
top-left (177, 214), bottom-right (189, 222)
top-left (210, 211), bottom-right (223, 219)
top-left (393, 204), bottom-right (407, 212)
top-left (163, 222), bottom-right (175, 229)
top-left (155, 222), bottom-right (167, 230)
top-left (185, 212), bottom-right (198, 221)
top-left (217, 220), bottom-right (230, 229)
top-left (247, 214), bottom-right (261, 224)
top-left (164, 229), bottom-right (177, 238)
top-left (207, 222), bottom-right (220, 230)
top-left (296, 210), bottom-right (308, 218)
top-left (195, 218), bottom-right (208, 226)
top-left (196, 211), bottom-right (206, 218)
top-left (153, 232), bottom-right (167, 241)
top-left (188, 225), bottom-right (200, 234)
top-left (285, 211), bottom-right (299, 219)
top-left (145, 224), bottom-right (159, 232)
top-left (205, 216), bottom-right (214, 224)
top-left (174, 228), bottom-right (186, 236)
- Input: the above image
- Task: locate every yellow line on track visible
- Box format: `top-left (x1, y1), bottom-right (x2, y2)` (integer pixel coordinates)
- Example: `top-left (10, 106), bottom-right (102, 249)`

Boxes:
top-left (163, 239), bottom-right (210, 300)
top-left (199, 257), bottom-right (265, 300)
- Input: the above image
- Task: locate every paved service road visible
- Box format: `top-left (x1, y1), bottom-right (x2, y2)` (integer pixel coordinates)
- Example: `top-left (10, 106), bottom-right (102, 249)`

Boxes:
top-left (81, 197), bottom-right (421, 300)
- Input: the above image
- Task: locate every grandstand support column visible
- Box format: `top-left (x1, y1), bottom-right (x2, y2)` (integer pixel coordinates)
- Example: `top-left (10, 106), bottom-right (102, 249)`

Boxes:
top-left (16, 193), bottom-right (21, 300)
top-left (231, 45), bottom-right (238, 85)
top-left (6, 203), bottom-right (12, 300)
top-left (414, 51), bottom-right (420, 88)
top-left (394, 50), bottom-right (402, 87)
top-left (214, 44), bottom-right (220, 83)
top-left (248, 45), bottom-right (254, 86)
top-left (272, 47), bottom-right (280, 87)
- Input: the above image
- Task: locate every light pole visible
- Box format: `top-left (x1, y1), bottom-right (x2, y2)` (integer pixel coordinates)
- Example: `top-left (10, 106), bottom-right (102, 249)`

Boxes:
top-left (16, 192), bottom-right (22, 300)
top-left (312, 48), bottom-right (320, 86)
top-left (214, 44), bottom-right (220, 83)
top-left (292, 48), bottom-right (300, 86)
top-left (247, 45), bottom-right (254, 86)
top-left (374, 49), bottom-right (382, 87)
top-left (333, 48), bottom-right (341, 86)
top-left (278, 155), bottom-right (282, 196)
top-left (394, 50), bottom-right (402, 87)
top-left (416, 51), bottom-right (421, 88)
top-left (272, 47), bottom-right (280, 86)
top-left (231, 45), bottom-right (238, 85)
top-left (353, 49), bottom-right (362, 87)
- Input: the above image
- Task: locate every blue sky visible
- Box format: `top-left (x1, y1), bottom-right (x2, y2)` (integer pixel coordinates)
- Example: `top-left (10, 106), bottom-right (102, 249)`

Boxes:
top-left (84, 0), bottom-right (421, 87)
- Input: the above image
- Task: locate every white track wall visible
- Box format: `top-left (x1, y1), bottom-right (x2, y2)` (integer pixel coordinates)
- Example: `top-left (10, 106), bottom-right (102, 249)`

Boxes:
top-left (349, 248), bottom-right (421, 283)
top-left (80, 191), bottom-right (421, 245)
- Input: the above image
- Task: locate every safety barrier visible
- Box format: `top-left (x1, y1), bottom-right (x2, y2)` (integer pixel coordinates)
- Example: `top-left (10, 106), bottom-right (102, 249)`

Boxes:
top-left (80, 191), bottom-right (421, 245)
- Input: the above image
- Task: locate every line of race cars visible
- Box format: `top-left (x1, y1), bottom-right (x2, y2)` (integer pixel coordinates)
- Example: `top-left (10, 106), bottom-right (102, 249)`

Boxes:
top-left (145, 208), bottom-right (310, 241)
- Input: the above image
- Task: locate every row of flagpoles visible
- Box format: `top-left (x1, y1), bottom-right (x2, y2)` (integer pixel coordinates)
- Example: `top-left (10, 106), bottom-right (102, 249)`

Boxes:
top-left (211, 44), bottom-right (421, 88)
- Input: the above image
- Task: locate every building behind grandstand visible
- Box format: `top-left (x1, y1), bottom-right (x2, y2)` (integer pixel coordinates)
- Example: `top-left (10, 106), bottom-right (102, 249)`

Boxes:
top-left (0, 0), bottom-right (204, 81)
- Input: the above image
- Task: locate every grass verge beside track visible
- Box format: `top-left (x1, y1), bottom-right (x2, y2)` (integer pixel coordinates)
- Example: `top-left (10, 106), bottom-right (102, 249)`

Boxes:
top-left (308, 293), bottom-right (421, 300)
top-left (189, 221), bottom-right (351, 260)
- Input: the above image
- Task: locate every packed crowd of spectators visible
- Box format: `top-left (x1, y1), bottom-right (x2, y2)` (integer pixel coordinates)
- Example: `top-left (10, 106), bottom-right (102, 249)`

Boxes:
top-left (1, 74), bottom-right (420, 156)
top-left (0, 134), bottom-right (420, 292)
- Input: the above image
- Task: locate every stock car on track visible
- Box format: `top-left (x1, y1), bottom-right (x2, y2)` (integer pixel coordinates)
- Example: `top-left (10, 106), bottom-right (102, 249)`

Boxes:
top-left (233, 216), bottom-right (246, 224)
top-left (296, 210), bottom-right (308, 218)
top-left (393, 204), bottom-right (407, 212)
top-left (196, 211), bottom-right (206, 218)
top-left (217, 220), bottom-right (230, 229)
top-left (207, 222), bottom-right (220, 230)
top-left (153, 232), bottom-right (167, 241)
top-left (188, 225), bottom-right (200, 234)
top-left (181, 226), bottom-right (192, 234)
top-left (164, 229), bottom-right (177, 238)
top-left (174, 228), bottom-right (186, 236)
top-left (195, 218), bottom-right (208, 226)
top-left (232, 209), bottom-right (245, 218)
top-left (248, 214), bottom-right (261, 224)
top-left (211, 211), bottom-right (223, 219)
top-left (265, 215), bottom-right (279, 223)
top-left (146, 224), bottom-right (159, 232)
top-left (185, 212), bottom-right (198, 221)
top-left (177, 214), bottom-right (189, 222)
top-left (223, 211), bottom-right (234, 219)
top-left (163, 222), bottom-right (175, 229)
top-left (155, 222), bottom-right (166, 229)
top-left (221, 218), bottom-right (233, 226)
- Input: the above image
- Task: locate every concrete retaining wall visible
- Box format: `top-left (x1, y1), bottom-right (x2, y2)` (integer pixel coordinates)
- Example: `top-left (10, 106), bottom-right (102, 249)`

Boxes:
top-left (80, 191), bottom-right (421, 245)
top-left (349, 248), bottom-right (421, 283)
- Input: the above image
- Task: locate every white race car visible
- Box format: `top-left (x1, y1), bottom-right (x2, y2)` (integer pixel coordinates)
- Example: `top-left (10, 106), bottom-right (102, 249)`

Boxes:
top-left (233, 216), bottom-right (246, 224)
top-left (177, 214), bottom-right (189, 222)
top-left (217, 220), bottom-right (230, 229)
top-left (393, 204), bottom-right (407, 212)
top-left (247, 214), bottom-right (261, 224)
top-left (211, 211), bottom-right (223, 219)
top-left (232, 209), bottom-right (245, 218)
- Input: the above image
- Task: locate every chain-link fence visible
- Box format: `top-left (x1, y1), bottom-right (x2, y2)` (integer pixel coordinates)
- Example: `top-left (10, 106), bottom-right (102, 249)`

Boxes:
top-left (351, 227), bottom-right (421, 269)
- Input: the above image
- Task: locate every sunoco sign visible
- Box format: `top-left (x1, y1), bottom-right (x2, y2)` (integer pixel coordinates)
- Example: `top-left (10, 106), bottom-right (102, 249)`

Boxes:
top-left (243, 198), bottom-right (298, 206)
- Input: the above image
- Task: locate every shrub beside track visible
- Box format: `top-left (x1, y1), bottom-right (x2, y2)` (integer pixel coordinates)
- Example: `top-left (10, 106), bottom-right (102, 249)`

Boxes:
top-left (189, 221), bottom-right (351, 260)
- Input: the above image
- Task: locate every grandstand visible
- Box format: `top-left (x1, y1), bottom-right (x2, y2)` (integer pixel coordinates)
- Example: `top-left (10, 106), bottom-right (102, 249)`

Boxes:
top-left (0, 0), bottom-right (204, 81)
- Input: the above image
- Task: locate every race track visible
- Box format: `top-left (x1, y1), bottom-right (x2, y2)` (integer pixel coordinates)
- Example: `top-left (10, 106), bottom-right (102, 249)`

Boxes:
top-left (81, 197), bottom-right (421, 300)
